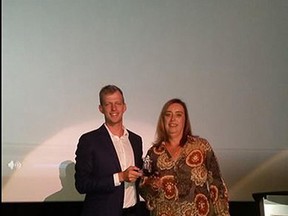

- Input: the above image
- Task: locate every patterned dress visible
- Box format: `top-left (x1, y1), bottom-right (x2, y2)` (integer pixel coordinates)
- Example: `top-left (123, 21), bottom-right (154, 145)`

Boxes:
top-left (139, 136), bottom-right (230, 216)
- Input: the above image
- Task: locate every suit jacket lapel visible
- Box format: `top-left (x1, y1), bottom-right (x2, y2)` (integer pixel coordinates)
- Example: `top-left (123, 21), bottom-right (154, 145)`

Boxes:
top-left (99, 124), bottom-right (122, 171)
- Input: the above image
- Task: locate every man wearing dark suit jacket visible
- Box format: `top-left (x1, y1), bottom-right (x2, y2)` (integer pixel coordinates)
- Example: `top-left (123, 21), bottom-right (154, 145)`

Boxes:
top-left (75, 85), bottom-right (143, 216)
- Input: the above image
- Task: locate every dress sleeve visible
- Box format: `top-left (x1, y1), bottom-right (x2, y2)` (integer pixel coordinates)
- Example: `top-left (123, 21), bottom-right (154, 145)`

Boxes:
top-left (138, 150), bottom-right (161, 211)
top-left (206, 145), bottom-right (230, 216)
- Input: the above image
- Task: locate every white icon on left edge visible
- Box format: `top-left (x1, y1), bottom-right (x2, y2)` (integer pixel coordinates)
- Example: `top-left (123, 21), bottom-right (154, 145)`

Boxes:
top-left (8, 160), bottom-right (22, 170)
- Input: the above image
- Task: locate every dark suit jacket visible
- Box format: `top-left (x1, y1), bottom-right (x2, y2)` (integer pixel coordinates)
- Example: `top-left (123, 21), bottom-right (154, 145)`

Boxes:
top-left (75, 124), bottom-right (143, 216)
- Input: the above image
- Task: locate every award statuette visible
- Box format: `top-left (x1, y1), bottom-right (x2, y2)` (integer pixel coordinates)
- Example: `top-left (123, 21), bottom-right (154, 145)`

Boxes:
top-left (142, 155), bottom-right (153, 176)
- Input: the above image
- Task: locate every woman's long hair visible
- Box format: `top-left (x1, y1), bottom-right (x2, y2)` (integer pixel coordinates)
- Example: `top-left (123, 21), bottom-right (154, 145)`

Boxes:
top-left (153, 98), bottom-right (192, 147)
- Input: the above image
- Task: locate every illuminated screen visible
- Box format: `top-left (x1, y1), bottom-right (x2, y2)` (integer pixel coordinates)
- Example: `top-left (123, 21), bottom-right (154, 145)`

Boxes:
top-left (2, 0), bottom-right (288, 202)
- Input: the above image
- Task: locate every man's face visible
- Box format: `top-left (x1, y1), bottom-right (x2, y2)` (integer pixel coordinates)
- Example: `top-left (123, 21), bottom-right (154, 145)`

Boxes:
top-left (99, 91), bottom-right (126, 126)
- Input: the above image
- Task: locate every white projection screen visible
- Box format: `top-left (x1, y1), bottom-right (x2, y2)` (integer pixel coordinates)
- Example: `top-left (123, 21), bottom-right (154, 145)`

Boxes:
top-left (2, 0), bottom-right (288, 202)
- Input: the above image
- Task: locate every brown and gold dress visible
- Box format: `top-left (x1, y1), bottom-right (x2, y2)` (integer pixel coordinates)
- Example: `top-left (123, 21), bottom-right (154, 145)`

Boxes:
top-left (139, 136), bottom-right (230, 216)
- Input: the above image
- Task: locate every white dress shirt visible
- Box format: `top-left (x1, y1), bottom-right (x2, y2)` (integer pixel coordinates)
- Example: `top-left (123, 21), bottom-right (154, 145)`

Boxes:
top-left (105, 124), bottom-right (137, 208)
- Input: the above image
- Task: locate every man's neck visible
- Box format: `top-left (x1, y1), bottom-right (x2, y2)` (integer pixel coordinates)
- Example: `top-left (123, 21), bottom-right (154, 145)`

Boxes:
top-left (106, 122), bottom-right (124, 137)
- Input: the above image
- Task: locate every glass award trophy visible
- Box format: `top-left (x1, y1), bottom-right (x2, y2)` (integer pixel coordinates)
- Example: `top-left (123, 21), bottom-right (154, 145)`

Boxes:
top-left (142, 155), bottom-right (153, 176)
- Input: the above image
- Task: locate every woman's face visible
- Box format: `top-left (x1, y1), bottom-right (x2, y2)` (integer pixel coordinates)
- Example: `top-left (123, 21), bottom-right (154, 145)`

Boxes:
top-left (164, 103), bottom-right (185, 138)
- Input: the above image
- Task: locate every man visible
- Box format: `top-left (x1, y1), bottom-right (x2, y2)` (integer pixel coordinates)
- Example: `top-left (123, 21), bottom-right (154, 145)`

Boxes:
top-left (75, 85), bottom-right (143, 216)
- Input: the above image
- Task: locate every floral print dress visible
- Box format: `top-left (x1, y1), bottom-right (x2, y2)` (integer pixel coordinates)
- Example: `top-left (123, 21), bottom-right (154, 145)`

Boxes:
top-left (139, 136), bottom-right (230, 216)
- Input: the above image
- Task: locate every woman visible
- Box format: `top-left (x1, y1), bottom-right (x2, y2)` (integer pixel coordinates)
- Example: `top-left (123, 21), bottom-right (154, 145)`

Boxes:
top-left (139, 98), bottom-right (230, 216)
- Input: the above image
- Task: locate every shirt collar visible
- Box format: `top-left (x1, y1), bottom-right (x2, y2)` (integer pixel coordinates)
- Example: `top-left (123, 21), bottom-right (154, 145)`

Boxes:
top-left (104, 124), bottom-right (129, 138)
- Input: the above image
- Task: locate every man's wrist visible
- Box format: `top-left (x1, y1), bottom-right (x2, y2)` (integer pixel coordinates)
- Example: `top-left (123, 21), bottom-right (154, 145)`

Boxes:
top-left (118, 171), bottom-right (124, 182)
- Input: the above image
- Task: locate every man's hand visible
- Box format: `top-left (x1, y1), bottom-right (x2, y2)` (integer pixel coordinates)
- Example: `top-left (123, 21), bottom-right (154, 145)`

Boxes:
top-left (118, 166), bottom-right (142, 183)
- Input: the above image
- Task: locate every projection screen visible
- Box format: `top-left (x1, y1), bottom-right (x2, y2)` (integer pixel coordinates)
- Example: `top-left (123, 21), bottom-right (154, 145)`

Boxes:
top-left (2, 0), bottom-right (288, 202)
